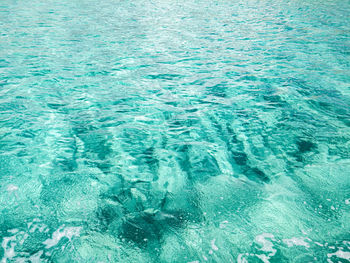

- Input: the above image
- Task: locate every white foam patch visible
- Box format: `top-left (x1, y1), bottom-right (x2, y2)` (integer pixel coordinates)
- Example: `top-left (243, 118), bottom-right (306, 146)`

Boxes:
top-left (43, 225), bottom-right (82, 249)
top-left (29, 250), bottom-right (44, 263)
top-left (237, 253), bottom-right (254, 263)
top-left (7, 229), bottom-right (18, 234)
top-left (283, 237), bottom-right (310, 248)
top-left (252, 233), bottom-right (277, 263)
top-left (1, 236), bottom-right (16, 263)
top-left (134, 115), bottom-right (153, 121)
top-left (6, 184), bottom-right (18, 192)
top-left (255, 233), bottom-right (276, 257)
top-left (327, 249), bottom-right (350, 262)
top-left (211, 239), bottom-right (218, 251)
top-left (315, 241), bottom-right (324, 247)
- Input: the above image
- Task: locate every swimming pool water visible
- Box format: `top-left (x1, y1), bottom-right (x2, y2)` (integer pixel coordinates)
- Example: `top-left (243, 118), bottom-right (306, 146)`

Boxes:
top-left (1, 0), bottom-right (350, 262)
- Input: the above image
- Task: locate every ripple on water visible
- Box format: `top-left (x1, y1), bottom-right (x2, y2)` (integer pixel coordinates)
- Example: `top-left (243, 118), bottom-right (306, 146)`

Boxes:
top-left (1, 0), bottom-right (350, 262)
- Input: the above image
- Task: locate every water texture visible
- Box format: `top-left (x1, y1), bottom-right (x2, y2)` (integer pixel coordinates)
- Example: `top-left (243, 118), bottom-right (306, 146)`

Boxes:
top-left (1, 0), bottom-right (350, 262)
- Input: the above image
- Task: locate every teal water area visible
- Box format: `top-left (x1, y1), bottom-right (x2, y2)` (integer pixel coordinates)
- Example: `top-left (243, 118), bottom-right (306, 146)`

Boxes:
top-left (1, 0), bottom-right (350, 262)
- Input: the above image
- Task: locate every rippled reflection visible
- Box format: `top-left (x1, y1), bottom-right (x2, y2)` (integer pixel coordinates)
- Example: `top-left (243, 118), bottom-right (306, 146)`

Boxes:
top-left (0, 0), bottom-right (350, 262)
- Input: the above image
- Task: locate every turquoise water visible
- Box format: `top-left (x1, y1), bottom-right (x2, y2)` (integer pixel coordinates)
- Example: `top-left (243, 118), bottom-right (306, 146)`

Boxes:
top-left (1, 0), bottom-right (350, 261)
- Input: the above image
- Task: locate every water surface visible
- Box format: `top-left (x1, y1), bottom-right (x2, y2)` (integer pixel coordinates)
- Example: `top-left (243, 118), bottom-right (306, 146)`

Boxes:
top-left (1, 0), bottom-right (350, 262)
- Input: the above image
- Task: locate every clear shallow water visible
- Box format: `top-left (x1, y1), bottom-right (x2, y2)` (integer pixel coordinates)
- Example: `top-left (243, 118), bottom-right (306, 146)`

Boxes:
top-left (1, 0), bottom-right (350, 261)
